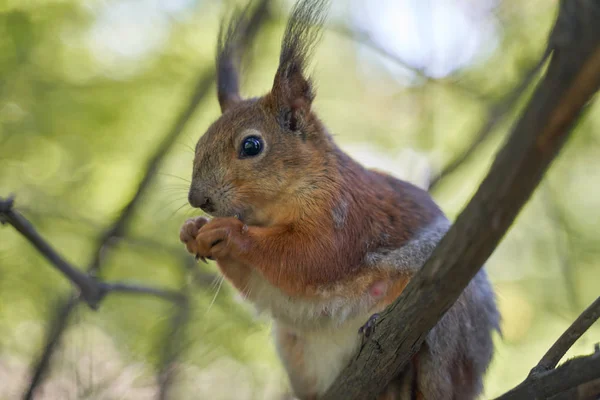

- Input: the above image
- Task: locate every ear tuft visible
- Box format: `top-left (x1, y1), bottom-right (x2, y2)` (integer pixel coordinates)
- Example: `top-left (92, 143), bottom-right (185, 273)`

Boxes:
top-left (216, 0), bottom-right (269, 113)
top-left (271, 0), bottom-right (330, 131)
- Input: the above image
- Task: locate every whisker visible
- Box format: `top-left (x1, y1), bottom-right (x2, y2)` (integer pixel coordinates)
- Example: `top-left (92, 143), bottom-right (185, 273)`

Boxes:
top-left (158, 182), bottom-right (190, 188)
top-left (158, 173), bottom-right (191, 183)
top-left (209, 273), bottom-right (223, 290)
top-left (184, 132), bottom-right (197, 148)
top-left (168, 202), bottom-right (191, 219)
top-left (245, 285), bottom-right (253, 301)
top-left (156, 196), bottom-right (189, 211)
top-left (174, 142), bottom-right (195, 153)
top-left (241, 280), bottom-right (253, 300)
top-left (207, 275), bottom-right (225, 314)
top-left (184, 208), bottom-right (198, 218)
top-left (155, 188), bottom-right (189, 196)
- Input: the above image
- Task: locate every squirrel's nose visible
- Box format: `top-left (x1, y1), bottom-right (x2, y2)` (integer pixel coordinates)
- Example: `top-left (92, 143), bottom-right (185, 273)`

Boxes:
top-left (199, 197), bottom-right (215, 213)
top-left (188, 189), bottom-right (215, 213)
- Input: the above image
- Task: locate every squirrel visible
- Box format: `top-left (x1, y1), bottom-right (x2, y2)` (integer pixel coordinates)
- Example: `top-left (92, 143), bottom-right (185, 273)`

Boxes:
top-left (179, 0), bottom-right (500, 399)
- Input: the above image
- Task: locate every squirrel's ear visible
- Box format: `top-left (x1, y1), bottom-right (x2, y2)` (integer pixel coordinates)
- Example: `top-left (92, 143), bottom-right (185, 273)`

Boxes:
top-left (270, 0), bottom-right (328, 132)
top-left (271, 58), bottom-right (315, 132)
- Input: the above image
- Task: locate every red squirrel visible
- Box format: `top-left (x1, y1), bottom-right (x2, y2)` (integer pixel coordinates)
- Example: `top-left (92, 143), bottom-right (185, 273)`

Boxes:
top-left (179, 1), bottom-right (500, 398)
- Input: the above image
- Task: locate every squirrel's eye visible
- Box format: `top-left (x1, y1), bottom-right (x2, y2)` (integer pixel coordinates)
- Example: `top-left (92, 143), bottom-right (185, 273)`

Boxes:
top-left (240, 136), bottom-right (263, 158)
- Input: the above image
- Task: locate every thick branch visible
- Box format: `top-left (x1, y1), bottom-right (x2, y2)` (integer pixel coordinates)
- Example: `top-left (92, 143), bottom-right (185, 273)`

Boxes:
top-left (323, 1), bottom-right (600, 398)
top-left (532, 296), bottom-right (600, 374)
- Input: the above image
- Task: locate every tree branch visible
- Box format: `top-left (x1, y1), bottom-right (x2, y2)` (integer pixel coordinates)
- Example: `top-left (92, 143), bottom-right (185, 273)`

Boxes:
top-left (495, 295), bottom-right (600, 399)
top-left (23, 295), bottom-right (78, 400)
top-left (541, 184), bottom-right (580, 312)
top-left (496, 351), bottom-right (600, 400)
top-left (1, 196), bottom-right (103, 307)
top-left (0, 196), bottom-right (186, 307)
top-left (323, 1), bottom-right (600, 398)
top-left (532, 296), bottom-right (600, 375)
top-left (331, 21), bottom-right (548, 193)
top-left (101, 282), bottom-right (186, 304)
top-left (329, 24), bottom-right (489, 102)
top-left (157, 292), bottom-right (191, 400)
top-left (18, 203), bottom-right (219, 288)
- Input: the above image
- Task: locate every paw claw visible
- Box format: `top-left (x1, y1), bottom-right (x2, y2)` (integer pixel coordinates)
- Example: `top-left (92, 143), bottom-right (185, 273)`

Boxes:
top-left (359, 313), bottom-right (380, 338)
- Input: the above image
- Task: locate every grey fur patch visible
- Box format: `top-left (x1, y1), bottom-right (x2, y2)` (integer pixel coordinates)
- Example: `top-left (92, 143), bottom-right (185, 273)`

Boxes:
top-left (331, 199), bottom-right (348, 230)
top-left (366, 215), bottom-right (451, 273)
top-left (417, 267), bottom-right (500, 399)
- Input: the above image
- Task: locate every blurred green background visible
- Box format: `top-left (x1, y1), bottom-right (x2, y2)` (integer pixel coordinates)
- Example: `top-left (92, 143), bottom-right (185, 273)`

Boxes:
top-left (0, 0), bottom-right (599, 399)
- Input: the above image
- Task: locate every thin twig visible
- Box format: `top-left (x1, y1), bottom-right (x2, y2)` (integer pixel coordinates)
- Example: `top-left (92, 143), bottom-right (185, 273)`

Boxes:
top-left (157, 292), bottom-right (191, 400)
top-left (18, 203), bottom-right (219, 287)
top-left (23, 295), bottom-right (78, 400)
top-left (329, 24), bottom-right (489, 102)
top-left (542, 184), bottom-right (580, 312)
top-left (100, 282), bottom-right (186, 304)
top-left (531, 296), bottom-right (600, 375)
top-left (496, 352), bottom-right (600, 400)
top-left (427, 47), bottom-right (551, 191)
top-left (330, 22), bottom-right (549, 193)
top-left (0, 197), bottom-right (103, 308)
top-left (1, 196), bottom-right (185, 307)
top-left (329, 24), bottom-right (427, 78)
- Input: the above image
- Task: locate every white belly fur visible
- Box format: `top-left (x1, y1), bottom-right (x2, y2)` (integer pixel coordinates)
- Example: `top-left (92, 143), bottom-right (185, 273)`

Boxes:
top-left (243, 271), bottom-right (378, 397)
top-left (273, 316), bottom-right (366, 397)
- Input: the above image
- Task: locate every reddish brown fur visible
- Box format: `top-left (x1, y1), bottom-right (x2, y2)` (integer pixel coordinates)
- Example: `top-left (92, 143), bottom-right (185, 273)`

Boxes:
top-left (182, 90), bottom-right (447, 396)
top-left (188, 93), bottom-right (441, 297)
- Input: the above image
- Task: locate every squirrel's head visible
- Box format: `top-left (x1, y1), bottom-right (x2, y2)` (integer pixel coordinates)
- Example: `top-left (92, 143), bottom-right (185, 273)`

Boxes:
top-left (189, 0), bottom-right (332, 225)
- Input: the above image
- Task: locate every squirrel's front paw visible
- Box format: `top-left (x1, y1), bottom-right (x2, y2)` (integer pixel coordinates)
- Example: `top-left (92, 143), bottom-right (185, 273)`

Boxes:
top-left (180, 216), bottom-right (210, 261)
top-left (195, 217), bottom-right (248, 260)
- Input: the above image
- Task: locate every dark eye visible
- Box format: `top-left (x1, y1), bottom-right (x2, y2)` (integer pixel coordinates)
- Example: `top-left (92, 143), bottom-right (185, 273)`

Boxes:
top-left (240, 136), bottom-right (263, 158)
